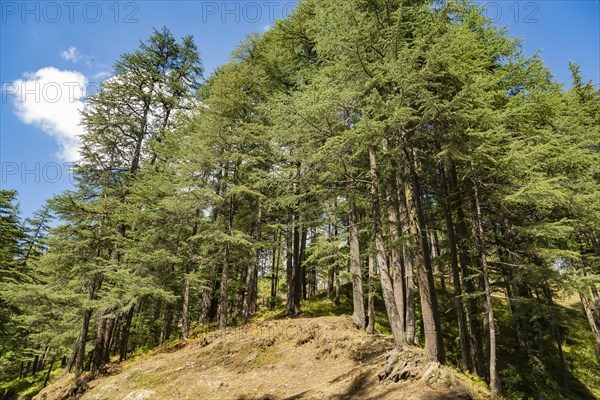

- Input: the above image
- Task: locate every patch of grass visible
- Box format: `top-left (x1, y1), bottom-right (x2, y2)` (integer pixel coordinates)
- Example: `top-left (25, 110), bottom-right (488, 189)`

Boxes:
top-left (243, 346), bottom-right (284, 370)
top-left (128, 369), bottom-right (169, 388)
top-left (0, 363), bottom-right (62, 399)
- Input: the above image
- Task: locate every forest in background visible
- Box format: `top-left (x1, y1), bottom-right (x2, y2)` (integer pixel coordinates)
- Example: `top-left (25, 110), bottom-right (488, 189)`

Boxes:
top-left (1, 0), bottom-right (599, 399)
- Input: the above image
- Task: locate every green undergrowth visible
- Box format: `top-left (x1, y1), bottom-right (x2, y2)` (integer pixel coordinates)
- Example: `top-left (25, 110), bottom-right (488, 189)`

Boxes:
top-left (0, 363), bottom-right (62, 400)
top-left (436, 286), bottom-right (600, 400)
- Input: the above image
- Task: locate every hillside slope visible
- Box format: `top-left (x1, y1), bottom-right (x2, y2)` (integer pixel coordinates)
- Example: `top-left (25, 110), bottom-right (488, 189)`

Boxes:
top-left (33, 316), bottom-right (489, 400)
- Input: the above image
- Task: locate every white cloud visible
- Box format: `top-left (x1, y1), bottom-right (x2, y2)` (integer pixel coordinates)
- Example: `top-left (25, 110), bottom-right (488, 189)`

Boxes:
top-left (61, 46), bottom-right (82, 63)
top-left (8, 67), bottom-right (87, 161)
top-left (263, 24), bottom-right (272, 32)
top-left (92, 71), bottom-right (112, 80)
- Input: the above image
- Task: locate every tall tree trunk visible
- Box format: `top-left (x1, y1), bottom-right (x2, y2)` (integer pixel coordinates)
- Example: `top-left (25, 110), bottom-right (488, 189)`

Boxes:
top-left (299, 225), bottom-right (308, 301)
top-left (583, 269), bottom-right (600, 341)
top-left (367, 252), bottom-right (376, 334)
top-left (327, 223), bottom-right (335, 299)
top-left (285, 223), bottom-right (294, 313)
top-left (302, 229), bottom-right (309, 300)
top-left (38, 346), bottom-right (49, 372)
top-left (92, 309), bottom-right (109, 373)
top-left (32, 349), bottom-right (40, 376)
top-left (270, 232), bottom-right (280, 309)
top-left (71, 275), bottom-right (100, 378)
top-left (470, 185), bottom-right (501, 397)
top-left (431, 230), bottom-right (446, 295)
top-left (119, 304), bottom-right (135, 361)
top-left (220, 189), bottom-right (236, 329)
top-left (334, 225), bottom-right (341, 306)
top-left (181, 278), bottom-right (191, 338)
top-left (452, 165), bottom-right (486, 377)
top-left (219, 243), bottom-right (230, 329)
top-left (102, 314), bottom-right (116, 365)
top-left (109, 316), bottom-right (121, 357)
top-left (580, 293), bottom-right (600, 347)
top-left (236, 263), bottom-right (249, 324)
top-left (439, 165), bottom-right (471, 371)
top-left (381, 140), bottom-right (406, 331)
top-left (385, 174), bottom-right (406, 341)
top-left (43, 352), bottom-right (58, 388)
top-left (402, 144), bottom-right (445, 363)
top-left (92, 311), bottom-right (115, 369)
top-left (349, 201), bottom-right (366, 330)
top-left (220, 160), bottom-right (239, 329)
top-left (244, 202), bottom-right (262, 323)
top-left (159, 303), bottom-right (171, 345)
top-left (369, 145), bottom-right (404, 347)
top-left (199, 276), bottom-right (212, 324)
top-left (74, 308), bottom-right (92, 378)
top-left (294, 220), bottom-right (303, 308)
top-left (396, 173), bottom-right (416, 345)
top-left (286, 213), bottom-right (301, 316)
top-left (182, 209), bottom-right (200, 339)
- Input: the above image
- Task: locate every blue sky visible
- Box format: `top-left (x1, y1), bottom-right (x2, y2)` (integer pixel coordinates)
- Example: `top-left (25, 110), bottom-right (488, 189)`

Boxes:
top-left (1, 0), bottom-right (599, 219)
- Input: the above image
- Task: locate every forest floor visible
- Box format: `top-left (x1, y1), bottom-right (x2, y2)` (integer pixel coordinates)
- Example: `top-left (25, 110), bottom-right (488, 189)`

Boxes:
top-left (32, 315), bottom-right (490, 400)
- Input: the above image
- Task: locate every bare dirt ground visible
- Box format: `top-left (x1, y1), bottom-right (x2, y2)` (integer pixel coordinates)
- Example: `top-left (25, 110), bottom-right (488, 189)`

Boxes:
top-left (34, 316), bottom-right (489, 400)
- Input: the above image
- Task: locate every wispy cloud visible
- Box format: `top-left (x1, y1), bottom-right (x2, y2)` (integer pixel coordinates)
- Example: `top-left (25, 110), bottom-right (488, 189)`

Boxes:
top-left (92, 71), bottom-right (112, 80)
top-left (8, 67), bottom-right (87, 161)
top-left (61, 46), bottom-right (82, 63)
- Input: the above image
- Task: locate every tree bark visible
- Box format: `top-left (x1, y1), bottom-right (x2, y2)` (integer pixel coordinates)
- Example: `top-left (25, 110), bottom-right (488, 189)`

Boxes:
top-left (369, 145), bottom-right (404, 347)
top-left (270, 231), bottom-right (280, 309)
top-left (244, 202), bottom-right (262, 323)
top-left (299, 225), bottom-right (308, 301)
top-left (159, 303), bottom-right (172, 345)
top-left (70, 275), bottom-right (100, 378)
top-left (470, 185), bottom-right (501, 397)
top-left (452, 164), bottom-right (486, 377)
top-left (182, 209), bottom-right (199, 339)
top-left (334, 224), bottom-right (341, 306)
top-left (236, 262), bottom-right (249, 324)
top-left (220, 186), bottom-right (236, 329)
top-left (92, 310), bottom-right (108, 373)
top-left (439, 165), bottom-right (471, 371)
top-left (119, 304), bottom-right (135, 361)
top-left (181, 277), bottom-right (191, 338)
top-left (102, 314), bottom-right (116, 365)
top-left (402, 144), bottom-right (445, 363)
top-left (294, 220), bottom-right (304, 308)
top-left (384, 174), bottom-right (406, 341)
top-left (286, 213), bottom-right (301, 316)
top-left (367, 252), bottom-right (376, 334)
top-left (43, 352), bottom-right (58, 388)
top-left (74, 308), bottom-right (92, 378)
top-left (580, 293), bottom-right (600, 347)
top-left (219, 239), bottom-right (230, 330)
top-left (327, 223), bottom-right (335, 300)
top-left (349, 201), bottom-right (366, 330)
top-left (31, 346), bottom-right (40, 375)
top-left (396, 173), bottom-right (416, 345)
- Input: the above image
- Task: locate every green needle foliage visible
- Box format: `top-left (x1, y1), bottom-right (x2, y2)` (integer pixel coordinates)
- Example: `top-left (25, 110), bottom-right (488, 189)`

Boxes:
top-left (1, 2), bottom-right (599, 399)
